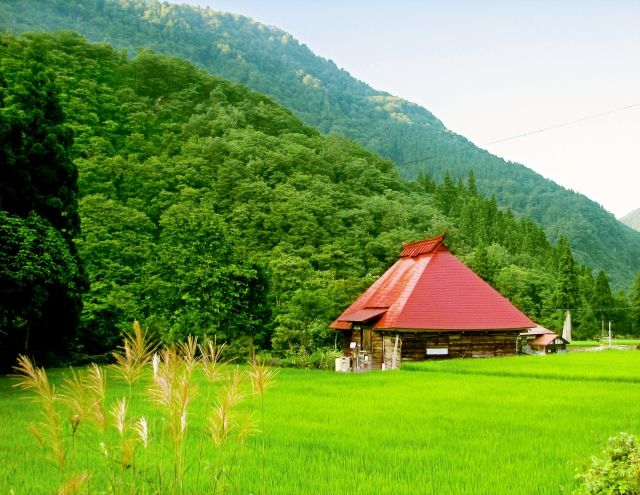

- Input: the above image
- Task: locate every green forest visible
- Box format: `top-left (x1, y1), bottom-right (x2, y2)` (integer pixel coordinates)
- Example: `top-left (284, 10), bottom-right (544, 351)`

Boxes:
top-left (2, 32), bottom-right (640, 369)
top-left (2, 0), bottom-right (640, 287)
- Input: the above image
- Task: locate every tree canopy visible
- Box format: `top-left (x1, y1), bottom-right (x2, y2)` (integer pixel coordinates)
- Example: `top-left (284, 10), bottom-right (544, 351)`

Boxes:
top-left (0, 42), bottom-right (85, 368)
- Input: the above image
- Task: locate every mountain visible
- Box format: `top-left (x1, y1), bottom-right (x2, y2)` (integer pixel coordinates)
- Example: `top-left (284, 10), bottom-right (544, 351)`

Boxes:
top-left (620, 209), bottom-right (640, 232)
top-left (6, 31), bottom-right (605, 363)
top-left (2, 0), bottom-right (640, 288)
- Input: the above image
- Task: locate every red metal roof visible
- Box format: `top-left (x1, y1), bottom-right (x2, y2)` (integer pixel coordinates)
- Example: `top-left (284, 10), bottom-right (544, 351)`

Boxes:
top-left (332, 234), bottom-right (535, 332)
top-left (340, 308), bottom-right (387, 323)
top-left (530, 333), bottom-right (566, 346)
top-left (521, 325), bottom-right (554, 336)
top-left (400, 233), bottom-right (446, 257)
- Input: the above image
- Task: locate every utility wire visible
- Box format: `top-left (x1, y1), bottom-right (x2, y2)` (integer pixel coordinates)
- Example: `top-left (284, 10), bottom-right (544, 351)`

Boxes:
top-left (396, 102), bottom-right (640, 167)
top-left (547, 306), bottom-right (640, 312)
top-left (484, 103), bottom-right (640, 145)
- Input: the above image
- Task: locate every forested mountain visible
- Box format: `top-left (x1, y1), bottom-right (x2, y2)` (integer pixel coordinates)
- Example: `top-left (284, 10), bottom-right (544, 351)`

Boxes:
top-left (2, 0), bottom-right (639, 287)
top-left (620, 208), bottom-right (640, 232)
top-left (4, 32), bottom-right (631, 368)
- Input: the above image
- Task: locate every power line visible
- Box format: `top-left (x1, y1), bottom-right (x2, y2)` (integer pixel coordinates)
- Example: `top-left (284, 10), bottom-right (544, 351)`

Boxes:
top-left (396, 102), bottom-right (640, 167)
top-left (547, 306), bottom-right (640, 312)
top-left (484, 103), bottom-right (640, 146)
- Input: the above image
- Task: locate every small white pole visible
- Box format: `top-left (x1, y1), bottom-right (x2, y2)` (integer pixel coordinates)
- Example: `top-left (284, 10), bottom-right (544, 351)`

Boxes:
top-left (608, 321), bottom-right (612, 347)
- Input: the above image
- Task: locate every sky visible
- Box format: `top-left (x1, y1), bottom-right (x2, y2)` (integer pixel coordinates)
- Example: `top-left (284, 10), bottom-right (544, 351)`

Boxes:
top-left (170, 0), bottom-right (640, 217)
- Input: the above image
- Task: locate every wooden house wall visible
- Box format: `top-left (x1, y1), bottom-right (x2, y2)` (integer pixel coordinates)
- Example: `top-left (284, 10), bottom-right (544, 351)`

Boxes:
top-left (384, 331), bottom-right (517, 362)
top-left (341, 329), bottom-right (519, 369)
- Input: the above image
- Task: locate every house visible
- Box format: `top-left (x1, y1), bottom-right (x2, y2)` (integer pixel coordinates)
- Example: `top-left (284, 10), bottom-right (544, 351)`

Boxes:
top-left (331, 234), bottom-right (535, 369)
top-left (520, 327), bottom-right (568, 354)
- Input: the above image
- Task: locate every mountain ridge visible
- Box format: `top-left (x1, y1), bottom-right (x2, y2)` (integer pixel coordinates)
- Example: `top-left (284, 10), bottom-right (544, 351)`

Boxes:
top-left (620, 208), bottom-right (640, 232)
top-left (2, 0), bottom-right (639, 287)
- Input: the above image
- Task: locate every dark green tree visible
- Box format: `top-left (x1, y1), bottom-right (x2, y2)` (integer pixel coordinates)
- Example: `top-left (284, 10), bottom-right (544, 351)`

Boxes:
top-left (436, 170), bottom-right (457, 216)
top-left (0, 40), bottom-right (85, 368)
top-left (0, 41), bottom-right (79, 237)
top-left (143, 201), bottom-right (271, 345)
top-left (631, 273), bottom-right (640, 336)
top-left (550, 237), bottom-right (580, 328)
top-left (466, 170), bottom-right (478, 196)
top-left (591, 270), bottom-right (614, 337)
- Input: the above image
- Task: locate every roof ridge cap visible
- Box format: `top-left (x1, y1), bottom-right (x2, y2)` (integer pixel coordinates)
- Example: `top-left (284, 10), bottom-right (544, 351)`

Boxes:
top-left (400, 233), bottom-right (446, 257)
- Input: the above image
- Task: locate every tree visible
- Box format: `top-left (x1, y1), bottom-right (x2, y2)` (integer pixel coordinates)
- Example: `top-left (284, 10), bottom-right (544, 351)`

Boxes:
top-left (591, 270), bottom-right (614, 336)
top-left (435, 170), bottom-right (457, 216)
top-left (143, 201), bottom-right (271, 346)
top-left (550, 237), bottom-right (580, 329)
top-left (631, 273), bottom-right (640, 336)
top-left (0, 39), bottom-right (80, 238)
top-left (0, 212), bottom-right (81, 369)
top-left (0, 39), bottom-right (85, 368)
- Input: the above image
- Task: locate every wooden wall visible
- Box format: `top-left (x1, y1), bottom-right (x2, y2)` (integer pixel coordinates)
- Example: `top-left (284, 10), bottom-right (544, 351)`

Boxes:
top-left (340, 329), bottom-right (519, 369)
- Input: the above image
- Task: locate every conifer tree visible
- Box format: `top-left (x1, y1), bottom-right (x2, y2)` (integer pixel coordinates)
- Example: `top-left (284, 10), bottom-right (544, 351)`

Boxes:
top-left (630, 273), bottom-right (640, 336)
top-left (436, 170), bottom-right (457, 216)
top-left (0, 38), bottom-right (85, 368)
top-left (466, 170), bottom-right (478, 196)
top-left (591, 270), bottom-right (614, 336)
top-left (550, 237), bottom-right (580, 329)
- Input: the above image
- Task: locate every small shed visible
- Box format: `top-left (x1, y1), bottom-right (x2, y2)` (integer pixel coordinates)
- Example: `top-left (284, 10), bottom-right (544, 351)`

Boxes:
top-left (331, 234), bottom-right (535, 369)
top-left (519, 326), bottom-right (569, 354)
top-left (527, 333), bottom-right (568, 354)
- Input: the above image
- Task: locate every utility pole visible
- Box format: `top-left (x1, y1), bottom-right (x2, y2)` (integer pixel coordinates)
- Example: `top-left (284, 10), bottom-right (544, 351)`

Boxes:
top-left (608, 321), bottom-right (612, 347)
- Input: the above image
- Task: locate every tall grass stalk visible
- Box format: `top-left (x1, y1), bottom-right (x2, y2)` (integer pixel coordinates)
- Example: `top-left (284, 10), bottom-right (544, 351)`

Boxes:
top-left (248, 360), bottom-right (277, 493)
top-left (111, 320), bottom-right (157, 398)
top-left (11, 326), bottom-right (272, 495)
top-left (194, 338), bottom-right (228, 491)
top-left (12, 355), bottom-right (66, 480)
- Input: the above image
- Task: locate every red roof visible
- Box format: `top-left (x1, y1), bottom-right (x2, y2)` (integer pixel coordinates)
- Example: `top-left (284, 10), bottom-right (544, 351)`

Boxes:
top-left (400, 234), bottom-right (446, 257)
top-left (331, 234), bottom-right (535, 331)
top-left (340, 308), bottom-right (388, 323)
top-left (530, 333), bottom-right (566, 346)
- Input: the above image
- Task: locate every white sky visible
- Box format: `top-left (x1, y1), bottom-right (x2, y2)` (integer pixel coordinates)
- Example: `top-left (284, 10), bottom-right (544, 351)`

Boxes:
top-left (170, 0), bottom-right (640, 218)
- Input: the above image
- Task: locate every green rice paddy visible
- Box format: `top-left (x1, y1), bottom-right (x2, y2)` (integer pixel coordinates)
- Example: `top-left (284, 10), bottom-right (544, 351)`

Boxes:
top-left (2, 351), bottom-right (639, 494)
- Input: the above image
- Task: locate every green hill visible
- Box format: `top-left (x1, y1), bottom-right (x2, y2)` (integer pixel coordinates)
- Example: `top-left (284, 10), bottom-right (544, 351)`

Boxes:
top-left (2, 0), bottom-right (639, 287)
top-left (620, 208), bottom-right (640, 232)
top-left (4, 31), bottom-right (621, 367)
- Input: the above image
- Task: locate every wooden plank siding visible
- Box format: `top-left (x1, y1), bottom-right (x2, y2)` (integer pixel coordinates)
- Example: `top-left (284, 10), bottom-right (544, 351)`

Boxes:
top-left (342, 329), bottom-right (519, 369)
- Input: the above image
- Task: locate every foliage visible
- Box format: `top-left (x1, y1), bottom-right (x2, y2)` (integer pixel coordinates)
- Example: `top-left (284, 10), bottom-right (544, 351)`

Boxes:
top-left (592, 271), bottom-right (615, 335)
top-left (573, 432), bottom-right (640, 495)
top-left (0, 211), bottom-right (82, 369)
top-left (0, 37), bottom-right (87, 369)
top-left (2, 0), bottom-right (640, 288)
top-left (631, 275), bottom-right (640, 336)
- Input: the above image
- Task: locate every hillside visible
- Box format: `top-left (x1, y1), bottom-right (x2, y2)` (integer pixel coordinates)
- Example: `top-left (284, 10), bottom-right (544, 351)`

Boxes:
top-left (2, 0), bottom-right (639, 287)
top-left (620, 208), bottom-right (640, 232)
top-left (5, 31), bottom-right (623, 367)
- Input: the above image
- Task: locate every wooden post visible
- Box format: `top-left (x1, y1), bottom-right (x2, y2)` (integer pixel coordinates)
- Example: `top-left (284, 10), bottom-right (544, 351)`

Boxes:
top-left (391, 334), bottom-right (399, 369)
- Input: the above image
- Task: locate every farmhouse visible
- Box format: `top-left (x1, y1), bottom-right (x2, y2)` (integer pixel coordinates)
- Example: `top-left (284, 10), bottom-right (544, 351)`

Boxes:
top-left (331, 234), bottom-right (535, 369)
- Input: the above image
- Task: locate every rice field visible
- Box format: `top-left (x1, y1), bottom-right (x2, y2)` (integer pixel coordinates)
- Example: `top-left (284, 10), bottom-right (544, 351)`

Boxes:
top-left (403, 349), bottom-right (640, 382)
top-left (1, 351), bottom-right (640, 494)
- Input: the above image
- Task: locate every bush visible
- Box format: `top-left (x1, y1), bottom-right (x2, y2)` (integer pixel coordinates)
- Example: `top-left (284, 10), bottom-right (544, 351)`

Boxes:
top-left (574, 432), bottom-right (640, 494)
top-left (278, 348), bottom-right (342, 370)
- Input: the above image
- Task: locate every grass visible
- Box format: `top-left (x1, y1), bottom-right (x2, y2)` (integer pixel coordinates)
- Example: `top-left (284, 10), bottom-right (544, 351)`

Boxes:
top-left (403, 349), bottom-right (640, 382)
top-left (2, 351), bottom-right (640, 494)
top-left (570, 339), bottom-right (640, 347)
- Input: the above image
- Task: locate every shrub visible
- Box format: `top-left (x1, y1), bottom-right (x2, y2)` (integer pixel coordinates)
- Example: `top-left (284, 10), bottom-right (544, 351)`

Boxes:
top-left (573, 432), bottom-right (640, 494)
